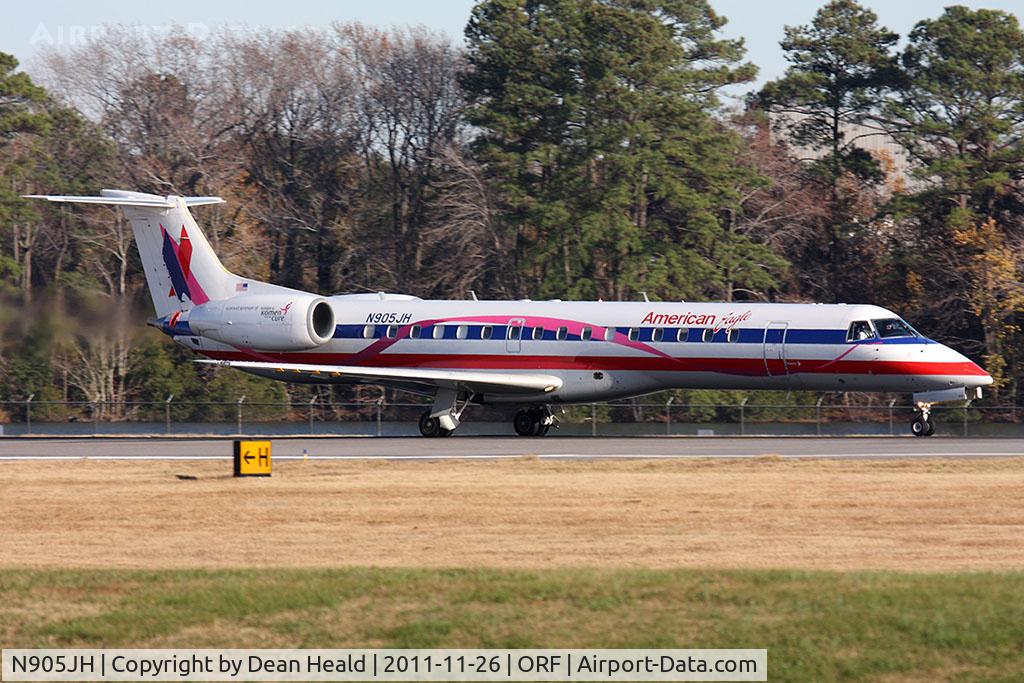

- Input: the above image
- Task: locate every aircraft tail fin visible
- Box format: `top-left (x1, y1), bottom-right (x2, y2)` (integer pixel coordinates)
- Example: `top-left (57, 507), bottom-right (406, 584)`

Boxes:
top-left (25, 189), bottom-right (240, 318)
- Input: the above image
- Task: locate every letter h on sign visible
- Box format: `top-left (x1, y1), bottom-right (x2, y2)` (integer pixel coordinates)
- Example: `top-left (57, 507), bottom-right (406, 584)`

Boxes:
top-left (234, 440), bottom-right (272, 477)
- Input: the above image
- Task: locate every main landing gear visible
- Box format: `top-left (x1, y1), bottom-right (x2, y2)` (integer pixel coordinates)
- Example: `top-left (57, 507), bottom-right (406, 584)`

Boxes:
top-left (418, 387), bottom-right (471, 438)
top-left (911, 403), bottom-right (935, 437)
top-left (513, 406), bottom-right (556, 436)
top-left (419, 410), bottom-right (454, 438)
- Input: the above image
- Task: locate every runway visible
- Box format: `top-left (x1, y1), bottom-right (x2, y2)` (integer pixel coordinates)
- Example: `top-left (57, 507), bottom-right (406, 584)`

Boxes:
top-left (0, 436), bottom-right (1021, 460)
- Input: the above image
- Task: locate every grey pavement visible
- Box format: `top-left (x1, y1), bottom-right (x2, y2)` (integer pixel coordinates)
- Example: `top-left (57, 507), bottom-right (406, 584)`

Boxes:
top-left (0, 436), bottom-right (1021, 460)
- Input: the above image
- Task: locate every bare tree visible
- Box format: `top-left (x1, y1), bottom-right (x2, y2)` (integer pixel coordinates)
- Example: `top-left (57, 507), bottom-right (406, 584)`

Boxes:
top-left (419, 144), bottom-right (506, 297)
top-left (216, 28), bottom-right (362, 292)
top-left (342, 24), bottom-right (466, 292)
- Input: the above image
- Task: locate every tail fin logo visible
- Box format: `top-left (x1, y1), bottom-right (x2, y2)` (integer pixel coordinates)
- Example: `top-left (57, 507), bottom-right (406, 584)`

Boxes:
top-left (177, 227), bottom-right (192, 279)
top-left (161, 224), bottom-right (209, 305)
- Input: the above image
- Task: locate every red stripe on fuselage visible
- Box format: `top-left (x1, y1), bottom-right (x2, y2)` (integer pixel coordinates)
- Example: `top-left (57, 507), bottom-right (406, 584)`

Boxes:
top-left (201, 350), bottom-right (986, 377)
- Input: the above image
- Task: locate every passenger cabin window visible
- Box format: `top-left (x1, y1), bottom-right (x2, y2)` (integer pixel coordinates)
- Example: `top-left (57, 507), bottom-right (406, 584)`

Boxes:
top-left (481, 325), bottom-right (492, 340)
top-left (846, 320), bottom-right (874, 342)
top-left (362, 324), bottom-right (375, 339)
top-left (386, 325), bottom-right (398, 339)
top-left (653, 328), bottom-right (664, 342)
top-left (873, 318), bottom-right (917, 339)
top-left (727, 329), bottom-right (739, 343)
top-left (533, 326), bottom-right (544, 340)
top-left (628, 328), bottom-right (639, 342)
top-left (677, 328), bottom-right (688, 342)
top-left (410, 325), bottom-right (421, 339)
top-left (456, 325), bottom-right (468, 340)
top-left (604, 327), bottom-right (615, 341)
top-left (581, 326), bottom-right (593, 341)
top-left (556, 326), bottom-right (568, 341)
top-left (702, 328), bottom-right (714, 343)
top-left (508, 325), bottom-right (521, 340)
top-left (433, 325), bottom-right (445, 340)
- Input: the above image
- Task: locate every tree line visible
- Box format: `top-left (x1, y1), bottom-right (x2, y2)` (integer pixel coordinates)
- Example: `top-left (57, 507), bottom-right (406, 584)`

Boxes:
top-left (0, 0), bottom-right (1022, 418)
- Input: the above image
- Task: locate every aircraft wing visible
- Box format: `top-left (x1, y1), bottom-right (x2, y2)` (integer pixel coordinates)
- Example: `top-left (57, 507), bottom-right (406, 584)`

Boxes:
top-left (196, 359), bottom-right (562, 395)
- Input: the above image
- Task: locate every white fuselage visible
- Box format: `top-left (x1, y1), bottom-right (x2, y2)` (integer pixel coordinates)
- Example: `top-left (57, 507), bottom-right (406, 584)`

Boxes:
top-left (175, 295), bottom-right (992, 404)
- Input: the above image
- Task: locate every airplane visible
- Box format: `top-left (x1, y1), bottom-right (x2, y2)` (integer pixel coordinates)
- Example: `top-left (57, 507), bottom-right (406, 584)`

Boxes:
top-left (27, 190), bottom-right (993, 437)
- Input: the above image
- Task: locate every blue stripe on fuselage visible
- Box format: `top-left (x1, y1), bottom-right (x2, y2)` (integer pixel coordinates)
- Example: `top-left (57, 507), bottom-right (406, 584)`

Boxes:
top-left (327, 324), bottom-right (933, 345)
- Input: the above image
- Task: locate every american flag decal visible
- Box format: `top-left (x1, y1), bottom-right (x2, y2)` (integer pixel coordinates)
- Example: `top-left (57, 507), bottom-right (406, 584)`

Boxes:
top-left (236, 282), bottom-right (249, 291)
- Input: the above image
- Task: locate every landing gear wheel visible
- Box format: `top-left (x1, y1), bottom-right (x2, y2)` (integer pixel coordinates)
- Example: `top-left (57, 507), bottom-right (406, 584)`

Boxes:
top-left (513, 409), bottom-right (537, 436)
top-left (419, 409), bottom-right (442, 438)
top-left (514, 407), bottom-right (555, 436)
top-left (911, 415), bottom-right (934, 437)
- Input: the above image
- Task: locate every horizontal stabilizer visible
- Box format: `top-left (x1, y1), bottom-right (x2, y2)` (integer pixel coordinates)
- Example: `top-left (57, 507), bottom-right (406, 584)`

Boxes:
top-left (196, 359), bottom-right (562, 395)
top-left (24, 188), bottom-right (233, 318)
top-left (23, 190), bottom-right (224, 208)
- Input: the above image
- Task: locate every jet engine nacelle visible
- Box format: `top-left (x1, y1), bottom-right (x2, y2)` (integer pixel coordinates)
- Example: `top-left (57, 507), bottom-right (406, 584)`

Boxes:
top-left (189, 294), bottom-right (336, 351)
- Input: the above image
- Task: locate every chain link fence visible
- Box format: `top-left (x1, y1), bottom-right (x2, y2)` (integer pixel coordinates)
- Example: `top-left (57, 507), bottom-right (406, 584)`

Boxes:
top-left (0, 396), bottom-right (1019, 437)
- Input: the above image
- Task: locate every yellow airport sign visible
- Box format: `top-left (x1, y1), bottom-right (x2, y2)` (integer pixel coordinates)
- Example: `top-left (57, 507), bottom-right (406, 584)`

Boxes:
top-left (234, 440), bottom-right (271, 477)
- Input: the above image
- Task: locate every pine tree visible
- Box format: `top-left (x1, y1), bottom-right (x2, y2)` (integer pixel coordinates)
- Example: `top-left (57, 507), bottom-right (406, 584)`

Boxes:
top-left (757, 0), bottom-right (899, 302)
top-left (463, 0), bottom-right (784, 302)
top-left (884, 7), bottom-right (1024, 396)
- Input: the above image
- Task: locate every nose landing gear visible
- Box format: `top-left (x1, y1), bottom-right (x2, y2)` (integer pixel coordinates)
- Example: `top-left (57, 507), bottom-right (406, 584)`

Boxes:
top-left (513, 406), bottom-right (556, 436)
top-left (911, 403), bottom-right (935, 437)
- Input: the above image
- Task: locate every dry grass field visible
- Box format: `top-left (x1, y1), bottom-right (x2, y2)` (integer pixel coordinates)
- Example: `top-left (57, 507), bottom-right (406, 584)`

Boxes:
top-left (4, 456), bottom-right (1024, 680)
top-left (2, 456), bottom-right (1023, 571)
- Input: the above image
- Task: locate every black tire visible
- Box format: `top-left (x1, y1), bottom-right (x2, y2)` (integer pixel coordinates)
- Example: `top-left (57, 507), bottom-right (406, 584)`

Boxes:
top-left (513, 409), bottom-right (536, 436)
top-left (439, 428), bottom-right (454, 437)
top-left (911, 416), bottom-right (927, 437)
top-left (419, 409), bottom-right (442, 438)
top-left (924, 419), bottom-right (935, 437)
top-left (526, 408), bottom-right (548, 437)
top-left (538, 423), bottom-right (551, 436)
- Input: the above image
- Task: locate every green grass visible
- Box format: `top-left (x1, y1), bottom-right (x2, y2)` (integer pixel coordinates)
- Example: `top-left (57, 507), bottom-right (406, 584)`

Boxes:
top-left (2, 568), bottom-right (1023, 681)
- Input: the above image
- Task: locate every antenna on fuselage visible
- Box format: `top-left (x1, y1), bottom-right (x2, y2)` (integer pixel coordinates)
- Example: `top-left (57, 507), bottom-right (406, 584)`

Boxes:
top-left (640, 291), bottom-right (650, 302)
top-left (469, 290), bottom-right (478, 301)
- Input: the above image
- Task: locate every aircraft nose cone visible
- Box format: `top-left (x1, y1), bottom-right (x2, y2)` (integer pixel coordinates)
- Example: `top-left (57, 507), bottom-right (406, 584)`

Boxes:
top-left (944, 344), bottom-right (993, 387)
top-left (963, 357), bottom-right (993, 386)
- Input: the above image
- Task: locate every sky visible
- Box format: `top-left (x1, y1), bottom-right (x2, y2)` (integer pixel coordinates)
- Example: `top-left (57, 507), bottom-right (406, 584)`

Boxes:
top-left (5, 0), bottom-right (1023, 95)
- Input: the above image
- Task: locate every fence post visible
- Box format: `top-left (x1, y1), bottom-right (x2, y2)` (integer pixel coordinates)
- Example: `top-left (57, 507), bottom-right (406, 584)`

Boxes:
top-left (665, 396), bottom-right (674, 435)
top-left (963, 400), bottom-right (972, 437)
top-left (236, 395), bottom-right (246, 435)
top-left (376, 398), bottom-right (383, 436)
top-left (816, 395), bottom-right (824, 436)
top-left (591, 403), bottom-right (597, 436)
top-left (25, 394), bottom-right (34, 434)
top-left (309, 395), bottom-right (317, 435)
top-left (740, 397), bottom-right (748, 436)
top-left (165, 394), bottom-right (174, 435)
top-left (888, 398), bottom-right (897, 436)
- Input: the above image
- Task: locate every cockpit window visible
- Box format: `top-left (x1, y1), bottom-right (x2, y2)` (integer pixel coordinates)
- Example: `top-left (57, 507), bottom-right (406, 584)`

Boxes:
top-left (872, 318), bottom-right (918, 339)
top-left (847, 320), bottom-right (874, 342)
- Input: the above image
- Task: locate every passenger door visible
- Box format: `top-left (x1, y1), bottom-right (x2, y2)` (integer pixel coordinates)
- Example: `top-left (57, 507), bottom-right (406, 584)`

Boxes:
top-left (506, 318), bottom-right (524, 353)
top-left (763, 322), bottom-right (789, 377)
